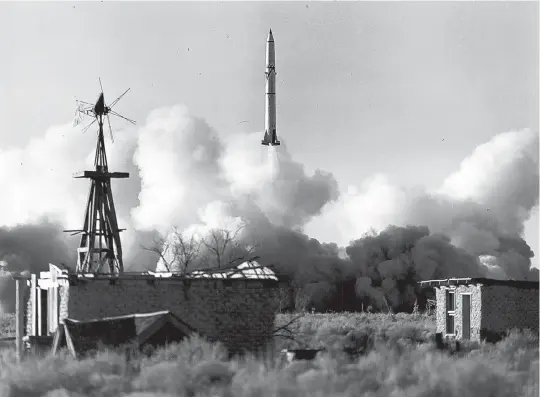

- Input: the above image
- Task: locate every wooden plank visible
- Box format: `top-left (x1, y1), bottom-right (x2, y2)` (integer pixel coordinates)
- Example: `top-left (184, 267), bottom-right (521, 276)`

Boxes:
top-left (50, 324), bottom-right (64, 357)
top-left (15, 279), bottom-right (25, 362)
top-left (63, 229), bottom-right (126, 234)
top-left (30, 274), bottom-right (37, 337)
top-left (73, 171), bottom-right (129, 179)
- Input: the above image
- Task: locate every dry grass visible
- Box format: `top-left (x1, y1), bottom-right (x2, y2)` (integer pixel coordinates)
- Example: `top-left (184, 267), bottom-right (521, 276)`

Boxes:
top-left (0, 313), bottom-right (15, 337)
top-left (274, 312), bottom-right (436, 351)
top-left (0, 313), bottom-right (537, 397)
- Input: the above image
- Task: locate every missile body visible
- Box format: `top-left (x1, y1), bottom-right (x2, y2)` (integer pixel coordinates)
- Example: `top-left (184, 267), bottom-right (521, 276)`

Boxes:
top-left (262, 29), bottom-right (280, 146)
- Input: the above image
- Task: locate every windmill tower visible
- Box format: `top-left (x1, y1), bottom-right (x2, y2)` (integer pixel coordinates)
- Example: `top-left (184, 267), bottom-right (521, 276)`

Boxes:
top-left (64, 80), bottom-right (136, 274)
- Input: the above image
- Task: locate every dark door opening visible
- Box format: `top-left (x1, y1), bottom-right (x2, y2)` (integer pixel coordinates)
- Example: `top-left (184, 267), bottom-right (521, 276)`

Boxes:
top-left (40, 289), bottom-right (48, 336)
top-left (462, 294), bottom-right (471, 340)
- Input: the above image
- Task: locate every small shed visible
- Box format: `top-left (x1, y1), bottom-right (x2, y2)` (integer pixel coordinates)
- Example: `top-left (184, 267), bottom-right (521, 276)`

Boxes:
top-left (50, 310), bottom-right (196, 358)
top-left (418, 277), bottom-right (539, 342)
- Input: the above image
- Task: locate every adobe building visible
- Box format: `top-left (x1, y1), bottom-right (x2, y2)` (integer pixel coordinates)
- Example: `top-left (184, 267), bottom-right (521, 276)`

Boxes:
top-left (13, 262), bottom-right (282, 359)
top-left (418, 277), bottom-right (539, 342)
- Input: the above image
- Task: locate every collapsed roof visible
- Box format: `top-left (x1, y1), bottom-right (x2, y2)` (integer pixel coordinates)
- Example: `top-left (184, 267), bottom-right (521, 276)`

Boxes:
top-left (148, 260), bottom-right (278, 280)
top-left (189, 260), bottom-right (278, 280)
top-left (51, 310), bottom-right (196, 358)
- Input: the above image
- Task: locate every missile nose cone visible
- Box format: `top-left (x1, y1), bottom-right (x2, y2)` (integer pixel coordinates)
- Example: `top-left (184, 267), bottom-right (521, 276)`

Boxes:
top-left (267, 29), bottom-right (274, 42)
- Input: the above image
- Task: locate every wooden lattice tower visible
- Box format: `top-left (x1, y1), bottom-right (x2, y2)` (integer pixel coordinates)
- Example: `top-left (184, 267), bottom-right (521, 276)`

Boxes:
top-left (65, 82), bottom-right (136, 274)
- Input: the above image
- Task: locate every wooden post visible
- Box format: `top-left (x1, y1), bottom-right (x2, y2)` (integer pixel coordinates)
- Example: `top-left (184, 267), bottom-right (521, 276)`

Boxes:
top-left (30, 274), bottom-right (37, 337)
top-left (15, 279), bottom-right (26, 363)
top-left (37, 287), bottom-right (42, 337)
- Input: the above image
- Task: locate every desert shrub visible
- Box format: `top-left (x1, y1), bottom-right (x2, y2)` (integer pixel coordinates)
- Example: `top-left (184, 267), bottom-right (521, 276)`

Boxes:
top-left (0, 313), bottom-right (15, 337)
top-left (0, 313), bottom-right (536, 396)
top-left (0, 349), bottom-right (131, 397)
top-left (132, 360), bottom-right (193, 396)
top-left (140, 334), bottom-right (229, 367)
top-left (278, 312), bottom-right (435, 354)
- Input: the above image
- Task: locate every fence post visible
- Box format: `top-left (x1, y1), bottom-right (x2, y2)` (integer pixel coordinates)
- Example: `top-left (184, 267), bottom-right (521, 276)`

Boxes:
top-left (15, 278), bottom-right (26, 363)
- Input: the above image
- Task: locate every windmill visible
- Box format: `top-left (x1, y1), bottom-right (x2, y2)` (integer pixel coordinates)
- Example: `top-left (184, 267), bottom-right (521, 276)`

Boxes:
top-left (64, 79), bottom-right (136, 274)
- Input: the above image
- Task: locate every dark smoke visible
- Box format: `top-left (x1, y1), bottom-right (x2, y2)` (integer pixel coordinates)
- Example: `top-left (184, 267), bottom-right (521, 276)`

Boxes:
top-left (0, 220), bottom-right (77, 312)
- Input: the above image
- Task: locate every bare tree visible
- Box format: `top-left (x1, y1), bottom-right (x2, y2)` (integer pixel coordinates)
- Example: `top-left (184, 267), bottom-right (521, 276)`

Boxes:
top-left (276, 285), bottom-right (294, 313)
top-left (200, 225), bottom-right (258, 269)
top-left (143, 226), bottom-right (202, 274)
top-left (293, 285), bottom-right (311, 313)
top-left (143, 223), bottom-right (262, 274)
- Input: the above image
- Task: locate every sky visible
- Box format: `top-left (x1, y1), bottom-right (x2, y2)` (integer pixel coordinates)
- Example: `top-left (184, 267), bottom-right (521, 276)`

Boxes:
top-left (0, 1), bottom-right (538, 268)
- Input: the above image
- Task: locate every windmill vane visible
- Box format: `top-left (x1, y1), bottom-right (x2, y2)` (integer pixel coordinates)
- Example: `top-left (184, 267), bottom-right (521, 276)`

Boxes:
top-left (73, 79), bottom-right (136, 143)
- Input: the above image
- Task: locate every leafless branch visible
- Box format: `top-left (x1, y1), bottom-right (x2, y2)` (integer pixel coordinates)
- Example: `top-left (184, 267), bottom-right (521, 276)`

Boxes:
top-left (141, 234), bottom-right (171, 272)
top-left (200, 225), bottom-right (259, 270)
top-left (273, 314), bottom-right (304, 335)
top-left (141, 227), bottom-right (202, 274)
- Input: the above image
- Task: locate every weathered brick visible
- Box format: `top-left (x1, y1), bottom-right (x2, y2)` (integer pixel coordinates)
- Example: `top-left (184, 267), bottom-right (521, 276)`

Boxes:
top-left (44, 278), bottom-right (278, 352)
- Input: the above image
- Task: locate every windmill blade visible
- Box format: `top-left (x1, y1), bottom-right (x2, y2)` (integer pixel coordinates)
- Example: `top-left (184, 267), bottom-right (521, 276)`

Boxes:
top-left (75, 100), bottom-right (95, 118)
top-left (110, 110), bottom-right (136, 125)
top-left (76, 99), bottom-right (94, 107)
top-left (81, 119), bottom-right (97, 133)
top-left (75, 101), bottom-right (85, 114)
top-left (107, 114), bottom-right (115, 143)
top-left (99, 77), bottom-right (104, 93)
top-left (109, 88), bottom-right (131, 109)
top-left (73, 111), bottom-right (83, 127)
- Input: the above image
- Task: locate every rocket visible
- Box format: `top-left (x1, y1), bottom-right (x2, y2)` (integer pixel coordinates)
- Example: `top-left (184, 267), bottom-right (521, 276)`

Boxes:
top-left (261, 29), bottom-right (280, 146)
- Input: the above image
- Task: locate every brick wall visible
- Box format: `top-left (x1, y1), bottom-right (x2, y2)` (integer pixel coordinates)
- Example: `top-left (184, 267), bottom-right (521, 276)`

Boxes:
top-left (52, 278), bottom-right (279, 353)
top-left (481, 285), bottom-right (539, 336)
top-left (435, 285), bottom-right (482, 341)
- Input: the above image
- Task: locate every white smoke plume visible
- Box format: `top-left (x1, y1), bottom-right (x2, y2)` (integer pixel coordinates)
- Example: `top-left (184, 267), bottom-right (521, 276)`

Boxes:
top-left (0, 101), bottom-right (537, 312)
top-left (219, 133), bottom-right (339, 228)
top-left (132, 105), bottom-right (227, 234)
top-left (133, 105), bottom-right (339, 243)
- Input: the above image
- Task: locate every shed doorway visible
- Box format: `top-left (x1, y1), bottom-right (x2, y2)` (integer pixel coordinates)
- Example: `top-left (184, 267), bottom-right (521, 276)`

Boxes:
top-left (462, 294), bottom-right (471, 340)
top-left (40, 289), bottom-right (48, 336)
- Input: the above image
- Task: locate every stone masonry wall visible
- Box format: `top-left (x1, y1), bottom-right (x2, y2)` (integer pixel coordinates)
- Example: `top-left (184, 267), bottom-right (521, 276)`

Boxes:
top-left (481, 285), bottom-right (539, 336)
top-left (55, 278), bottom-right (280, 353)
top-left (24, 286), bottom-right (32, 336)
top-left (434, 287), bottom-right (445, 334)
top-left (435, 285), bottom-right (482, 341)
top-left (454, 285), bottom-right (481, 341)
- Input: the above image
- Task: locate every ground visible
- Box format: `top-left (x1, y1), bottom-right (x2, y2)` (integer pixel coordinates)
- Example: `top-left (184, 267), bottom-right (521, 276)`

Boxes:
top-left (0, 312), bottom-right (537, 397)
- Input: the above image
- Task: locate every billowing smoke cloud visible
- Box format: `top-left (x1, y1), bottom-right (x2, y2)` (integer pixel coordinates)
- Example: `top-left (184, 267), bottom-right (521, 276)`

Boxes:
top-left (346, 225), bottom-right (489, 311)
top-left (133, 105), bottom-right (340, 273)
top-left (0, 100), bottom-right (537, 313)
top-left (132, 105), bottom-right (339, 234)
top-left (440, 129), bottom-right (539, 235)
top-left (0, 221), bottom-right (77, 311)
top-left (220, 134), bottom-right (339, 228)
top-left (306, 129), bottom-right (539, 285)
top-left (132, 105), bottom-right (227, 234)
